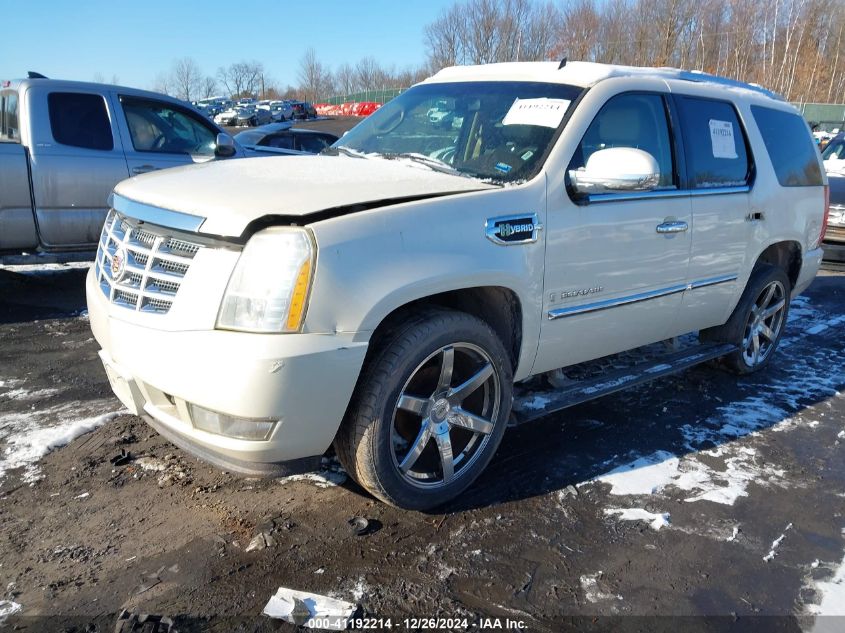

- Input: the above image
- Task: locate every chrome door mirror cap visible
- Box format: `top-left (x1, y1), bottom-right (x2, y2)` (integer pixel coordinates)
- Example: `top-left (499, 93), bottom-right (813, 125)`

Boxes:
top-left (570, 147), bottom-right (661, 195)
top-left (214, 133), bottom-right (236, 158)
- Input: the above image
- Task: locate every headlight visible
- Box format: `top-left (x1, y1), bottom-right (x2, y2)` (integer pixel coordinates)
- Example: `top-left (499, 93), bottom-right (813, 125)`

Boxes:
top-left (217, 227), bottom-right (314, 333)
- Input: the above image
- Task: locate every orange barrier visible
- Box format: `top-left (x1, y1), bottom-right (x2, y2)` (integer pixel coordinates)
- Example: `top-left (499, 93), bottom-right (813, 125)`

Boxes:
top-left (314, 102), bottom-right (381, 117)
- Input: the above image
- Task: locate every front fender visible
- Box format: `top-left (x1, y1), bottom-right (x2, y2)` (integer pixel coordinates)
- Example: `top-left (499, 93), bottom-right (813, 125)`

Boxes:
top-left (305, 183), bottom-right (547, 380)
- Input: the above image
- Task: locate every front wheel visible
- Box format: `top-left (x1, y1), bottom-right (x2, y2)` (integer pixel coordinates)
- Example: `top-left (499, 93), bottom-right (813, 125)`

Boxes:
top-left (701, 264), bottom-right (790, 374)
top-left (335, 309), bottom-right (513, 510)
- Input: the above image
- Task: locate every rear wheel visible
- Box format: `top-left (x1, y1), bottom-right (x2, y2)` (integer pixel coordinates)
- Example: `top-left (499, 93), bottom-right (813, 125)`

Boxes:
top-left (701, 264), bottom-right (790, 374)
top-left (335, 309), bottom-right (512, 510)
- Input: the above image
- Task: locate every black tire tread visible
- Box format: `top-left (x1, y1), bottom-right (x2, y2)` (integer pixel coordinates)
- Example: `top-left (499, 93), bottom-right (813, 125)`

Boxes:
top-left (335, 308), bottom-right (510, 508)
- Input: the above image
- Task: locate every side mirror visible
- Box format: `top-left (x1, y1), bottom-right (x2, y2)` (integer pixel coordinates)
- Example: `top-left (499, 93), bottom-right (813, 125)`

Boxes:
top-left (215, 133), bottom-right (236, 158)
top-left (569, 147), bottom-right (660, 195)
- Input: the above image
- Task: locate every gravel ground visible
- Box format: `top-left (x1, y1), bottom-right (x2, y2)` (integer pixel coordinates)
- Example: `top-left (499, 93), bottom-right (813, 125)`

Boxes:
top-left (1, 262), bottom-right (844, 632)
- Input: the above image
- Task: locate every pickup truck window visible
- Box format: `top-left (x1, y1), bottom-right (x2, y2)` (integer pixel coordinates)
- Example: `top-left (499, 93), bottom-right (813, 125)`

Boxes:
top-left (751, 105), bottom-right (824, 187)
top-left (47, 92), bottom-right (114, 151)
top-left (334, 81), bottom-right (582, 183)
top-left (568, 92), bottom-right (675, 189)
top-left (121, 97), bottom-right (216, 156)
top-left (0, 92), bottom-right (20, 142)
top-left (676, 96), bottom-right (752, 189)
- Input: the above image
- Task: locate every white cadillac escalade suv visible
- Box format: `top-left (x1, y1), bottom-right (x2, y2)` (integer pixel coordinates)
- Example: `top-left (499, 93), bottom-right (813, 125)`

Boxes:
top-left (87, 62), bottom-right (829, 510)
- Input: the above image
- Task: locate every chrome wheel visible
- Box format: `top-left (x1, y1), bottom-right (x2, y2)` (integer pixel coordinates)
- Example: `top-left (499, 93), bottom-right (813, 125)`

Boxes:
top-left (390, 342), bottom-right (501, 489)
top-left (742, 279), bottom-right (786, 367)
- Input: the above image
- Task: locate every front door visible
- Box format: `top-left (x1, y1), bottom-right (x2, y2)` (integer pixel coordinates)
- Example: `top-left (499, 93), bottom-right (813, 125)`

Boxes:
top-left (533, 92), bottom-right (692, 374)
top-left (113, 95), bottom-right (221, 176)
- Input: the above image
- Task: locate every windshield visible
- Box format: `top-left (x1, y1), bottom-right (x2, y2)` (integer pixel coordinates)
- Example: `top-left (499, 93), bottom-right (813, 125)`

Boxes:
top-left (332, 81), bottom-right (582, 183)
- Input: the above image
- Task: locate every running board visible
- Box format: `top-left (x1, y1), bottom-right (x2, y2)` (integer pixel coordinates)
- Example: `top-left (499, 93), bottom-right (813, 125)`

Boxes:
top-left (511, 342), bottom-right (737, 425)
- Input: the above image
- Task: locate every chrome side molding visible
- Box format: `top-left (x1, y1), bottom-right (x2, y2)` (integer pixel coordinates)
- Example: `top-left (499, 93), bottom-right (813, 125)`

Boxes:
top-left (548, 274), bottom-right (738, 320)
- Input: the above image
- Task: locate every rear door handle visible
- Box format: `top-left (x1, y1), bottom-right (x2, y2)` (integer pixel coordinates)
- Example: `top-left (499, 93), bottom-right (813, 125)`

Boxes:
top-left (132, 165), bottom-right (157, 175)
top-left (656, 220), bottom-right (688, 234)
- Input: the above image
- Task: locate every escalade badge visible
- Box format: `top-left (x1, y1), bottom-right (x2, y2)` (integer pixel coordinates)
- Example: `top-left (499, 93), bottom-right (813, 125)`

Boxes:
top-left (111, 248), bottom-right (127, 283)
top-left (485, 213), bottom-right (543, 246)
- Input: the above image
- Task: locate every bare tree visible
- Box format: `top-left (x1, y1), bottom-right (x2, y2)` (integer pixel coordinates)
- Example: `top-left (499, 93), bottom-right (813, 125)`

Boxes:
top-left (217, 61), bottom-right (264, 98)
top-left (298, 48), bottom-right (332, 102)
top-left (171, 57), bottom-right (203, 101)
top-left (355, 57), bottom-right (381, 92)
top-left (335, 62), bottom-right (356, 96)
top-left (200, 76), bottom-right (218, 99)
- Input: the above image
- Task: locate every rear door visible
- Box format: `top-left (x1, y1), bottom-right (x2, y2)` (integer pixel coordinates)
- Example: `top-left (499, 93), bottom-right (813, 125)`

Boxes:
top-left (0, 89), bottom-right (37, 250)
top-left (672, 95), bottom-right (754, 331)
top-left (28, 89), bottom-right (129, 247)
top-left (114, 95), bottom-right (221, 175)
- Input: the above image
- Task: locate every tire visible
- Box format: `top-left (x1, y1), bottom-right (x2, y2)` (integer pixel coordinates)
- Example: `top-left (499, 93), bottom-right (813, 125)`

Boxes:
top-left (700, 263), bottom-right (791, 375)
top-left (335, 309), bottom-right (513, 510)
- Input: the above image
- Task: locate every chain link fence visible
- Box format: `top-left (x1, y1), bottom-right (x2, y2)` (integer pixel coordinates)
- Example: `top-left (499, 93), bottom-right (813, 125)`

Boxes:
top-left (319, 89), bottom-right (407, 105)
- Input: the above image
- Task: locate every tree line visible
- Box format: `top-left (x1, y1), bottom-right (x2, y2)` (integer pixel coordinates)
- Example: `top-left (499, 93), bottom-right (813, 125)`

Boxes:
top-left (146, 0), bottom-right (845, 105)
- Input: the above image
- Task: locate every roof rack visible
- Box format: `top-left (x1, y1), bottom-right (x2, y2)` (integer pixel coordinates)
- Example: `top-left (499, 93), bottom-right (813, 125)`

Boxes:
top-left (662, 68), bottom-right (783, 101)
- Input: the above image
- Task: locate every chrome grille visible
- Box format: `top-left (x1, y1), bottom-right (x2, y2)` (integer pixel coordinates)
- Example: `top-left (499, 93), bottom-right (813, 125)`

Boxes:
top-left (94, 209), bottom-right (203, 314)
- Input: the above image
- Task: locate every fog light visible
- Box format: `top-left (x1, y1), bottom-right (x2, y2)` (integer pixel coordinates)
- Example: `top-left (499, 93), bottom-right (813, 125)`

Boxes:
top-left (189, 404), bottom-right (276, 441)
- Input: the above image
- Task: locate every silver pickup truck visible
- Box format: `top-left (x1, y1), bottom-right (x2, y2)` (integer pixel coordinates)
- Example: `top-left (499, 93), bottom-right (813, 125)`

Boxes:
top-left (0, 75), bottom-right (240, 264)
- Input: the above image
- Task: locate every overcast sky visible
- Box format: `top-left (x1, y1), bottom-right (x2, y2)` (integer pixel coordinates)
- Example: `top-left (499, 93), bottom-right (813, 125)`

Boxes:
top-left (1, 0), bottom-right (455, 90)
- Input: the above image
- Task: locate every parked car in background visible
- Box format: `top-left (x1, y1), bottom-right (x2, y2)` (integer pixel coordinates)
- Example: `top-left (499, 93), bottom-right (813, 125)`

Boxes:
top-left (214, 107), bottom-right (239, 126)
top-left (88, 61), bottom-right (825, 510)
top-left (235, 122), bottom-right (338, 154)
top-left (822, 132), bottom-right (845, 173)
top-left (269, 101), bottom-right (294, 122)
top-left (290, 101), bottom-right (317, 120)
top-left (235, 107), bottom-right (272, 127)
top-left (0, 75), bottom-right (242, 264)
top-left (822, 174), bottom-right (845, 263)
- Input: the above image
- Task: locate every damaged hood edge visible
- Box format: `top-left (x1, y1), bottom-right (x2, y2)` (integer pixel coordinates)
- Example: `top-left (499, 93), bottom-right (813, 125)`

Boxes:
top-left (112, 155), bottom-right (499, 237)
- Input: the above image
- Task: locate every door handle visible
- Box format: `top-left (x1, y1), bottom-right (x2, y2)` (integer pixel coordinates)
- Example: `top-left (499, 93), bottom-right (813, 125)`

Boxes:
top-left (132, 165), bottom-right (157, 175)
top-left (656, 220), bottom-right (688, 234)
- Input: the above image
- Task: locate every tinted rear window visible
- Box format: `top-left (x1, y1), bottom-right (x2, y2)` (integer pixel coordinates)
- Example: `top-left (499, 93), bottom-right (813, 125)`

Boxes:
top-left (750, 105), bottom-right (823, 186)
top-left (676, 96), bottom-right (752, 189)
top-left (48, 92), bottom-right (113, 151)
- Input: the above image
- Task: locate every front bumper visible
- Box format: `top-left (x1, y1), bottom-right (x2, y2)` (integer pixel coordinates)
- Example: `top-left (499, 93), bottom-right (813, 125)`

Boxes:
top-left (87, 268), bottom-right (368, 474)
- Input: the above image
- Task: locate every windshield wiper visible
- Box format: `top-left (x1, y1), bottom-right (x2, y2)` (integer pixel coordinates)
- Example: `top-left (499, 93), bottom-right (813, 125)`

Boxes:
top-left (380, 152), bottom-right (464, 176)
top-left (322, 145), bottom-right (367, 159)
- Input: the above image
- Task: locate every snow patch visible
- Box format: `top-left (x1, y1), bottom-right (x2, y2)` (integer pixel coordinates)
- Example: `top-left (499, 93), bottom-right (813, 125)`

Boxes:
top-left (277, 471), bottom-right (347, 488)
top-left (591, 450), bottom-right (679, 496)
top-left (519, 395), bottom-right (551, 411)
top-left (763, 523), bottom-right (793, 562)
top-left (0, 399), bottom-right (123, 482)
top-left (0, 600), bottom-right (22, 622)
top-left (806, 553), bottom-right (845, 619)
top-left (579, 572), bottom-right (622, 603)
top-left (604, 508), bottom-right (670, 531)
top-left (1, 387), bottom-right (61, 402)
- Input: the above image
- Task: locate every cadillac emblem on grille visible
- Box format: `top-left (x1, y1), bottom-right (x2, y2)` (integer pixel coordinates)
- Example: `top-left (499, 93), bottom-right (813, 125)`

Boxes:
top-left (94, 209), bottom-right (204, 314)
top-left (111, 247), bottom-right (127, 283)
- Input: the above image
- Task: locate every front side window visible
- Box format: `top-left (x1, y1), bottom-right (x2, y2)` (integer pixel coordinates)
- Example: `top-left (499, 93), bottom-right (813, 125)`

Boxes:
top-left (334, 81), bottom-right (582, 182)
top-left (121, 97), bottom-right (216, 155)
top-left (48, 92), bottom-right (113, 150)
top-left (0, 92), bottom-right (20, 142)
top-left (676, 96), bottom-right (752, 189)
top-left (259, 132), bottom-right (295, 150)
top-left (568, 92), bottom-right (675, 189)
top-left (751, 105), bottom-right (823, 187)
top-left (296, 133), bottom-right (334, 153)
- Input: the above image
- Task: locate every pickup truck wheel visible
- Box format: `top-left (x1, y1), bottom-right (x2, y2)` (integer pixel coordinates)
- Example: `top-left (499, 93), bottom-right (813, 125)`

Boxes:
top-left (702, 264), bottom-right (790, 375)
top-left (335, 309), bottom-right (513, 510)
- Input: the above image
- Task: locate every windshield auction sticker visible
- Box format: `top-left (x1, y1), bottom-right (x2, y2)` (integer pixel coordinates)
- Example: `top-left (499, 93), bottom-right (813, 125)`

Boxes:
top-left (503, 98), bottom-right (571, 128)
top-left (709, 119), bottom-right (738, 159)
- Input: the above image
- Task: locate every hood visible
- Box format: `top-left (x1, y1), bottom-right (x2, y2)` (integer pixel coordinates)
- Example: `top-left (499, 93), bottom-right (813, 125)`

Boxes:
top-left (113, 155), bottom-right (497, 237)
